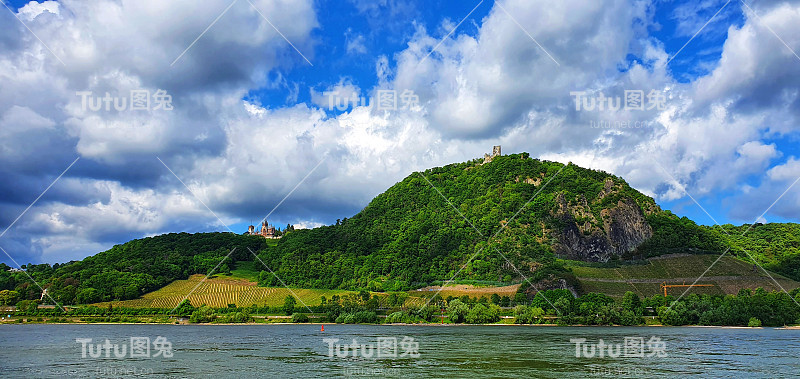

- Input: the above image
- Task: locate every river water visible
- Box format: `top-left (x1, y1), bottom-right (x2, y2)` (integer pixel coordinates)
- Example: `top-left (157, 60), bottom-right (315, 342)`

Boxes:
top-left (1, 324), bottom-right (798, 378)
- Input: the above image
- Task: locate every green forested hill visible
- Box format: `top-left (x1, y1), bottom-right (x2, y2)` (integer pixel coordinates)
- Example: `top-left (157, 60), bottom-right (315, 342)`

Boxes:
top-left (255, 153), bottom-right (722, 290)
top-left (0, 233), bottom-right (266, 304)
top-left (708, 223), bottom-right (800, 280)
top-left (3, 153), bottom-right (798, 305)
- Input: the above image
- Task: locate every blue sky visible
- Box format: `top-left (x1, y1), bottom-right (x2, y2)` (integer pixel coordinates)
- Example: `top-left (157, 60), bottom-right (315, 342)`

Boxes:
top-left (1, 0), bottom-right (799, 264)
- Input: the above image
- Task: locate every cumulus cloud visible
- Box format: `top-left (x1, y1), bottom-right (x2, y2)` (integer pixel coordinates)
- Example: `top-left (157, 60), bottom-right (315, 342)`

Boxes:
top-left (2, 0), bottom-right (800, 265)
top-left (0, 0), bottom-right (320, 264)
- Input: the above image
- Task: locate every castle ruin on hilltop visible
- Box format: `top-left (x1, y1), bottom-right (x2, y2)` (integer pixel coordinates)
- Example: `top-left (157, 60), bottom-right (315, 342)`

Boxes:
top-left (483, 145), bottom-right (501, 163)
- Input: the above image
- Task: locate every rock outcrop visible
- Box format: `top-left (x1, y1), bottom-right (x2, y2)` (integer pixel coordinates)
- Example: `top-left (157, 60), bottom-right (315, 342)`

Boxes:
top-left (550, 180), bottom-right (653, 262)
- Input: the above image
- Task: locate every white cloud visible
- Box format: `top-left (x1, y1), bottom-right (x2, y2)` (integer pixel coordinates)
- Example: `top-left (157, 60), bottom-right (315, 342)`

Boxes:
top-left (310, 80), bottom-right (362, 109)
top-left (17, 0), bottom-right (60, 21)
top-left (345, 29), bottom-right (367, 55)
top-left (4, 0), bottom-right (800, 264)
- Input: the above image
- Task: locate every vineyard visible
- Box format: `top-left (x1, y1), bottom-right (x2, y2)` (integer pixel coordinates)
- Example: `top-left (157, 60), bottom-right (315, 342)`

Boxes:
top-left (94, 275), bottom-right (358, 308)
top-left (570, 254), bottom-right (800, 298)
top-left (92, 273), bottom-right (530, 309)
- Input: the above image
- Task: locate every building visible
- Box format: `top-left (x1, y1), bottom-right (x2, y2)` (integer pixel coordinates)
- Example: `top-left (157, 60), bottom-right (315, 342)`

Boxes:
top-left (248, 220), bottom-right (279, 239)
top-left (483, 145), bottom-right (502, 163)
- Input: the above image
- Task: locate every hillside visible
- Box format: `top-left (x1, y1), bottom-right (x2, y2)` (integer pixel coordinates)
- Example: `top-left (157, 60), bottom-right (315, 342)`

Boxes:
top-left (706, 223), bottom-right (800, 280)
top-left (569, 254), bottom-right (800, 298)
top-left (94, 274), bottom-right (360, 309)
top-left (0, 233), bottom-right (268, 305)
top-left (255, 153), bottom-right (723, 291)
top-left (4, 153), bottom-right (799, 306)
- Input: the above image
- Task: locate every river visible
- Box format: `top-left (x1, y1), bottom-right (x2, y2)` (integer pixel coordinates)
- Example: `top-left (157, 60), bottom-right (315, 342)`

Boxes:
top-left (1, 324), bottom-right (798, 378)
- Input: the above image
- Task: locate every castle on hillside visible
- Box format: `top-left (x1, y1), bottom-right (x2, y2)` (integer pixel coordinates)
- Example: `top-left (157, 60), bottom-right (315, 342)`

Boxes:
top-left (483, 145), bottom-right (501, 163)
top-left (248, 220), bottom-right (279, 239)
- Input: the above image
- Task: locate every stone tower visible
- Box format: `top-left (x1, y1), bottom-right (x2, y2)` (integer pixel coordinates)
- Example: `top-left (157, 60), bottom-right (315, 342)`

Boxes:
top-left (492, 145), bottom-right (501, 156)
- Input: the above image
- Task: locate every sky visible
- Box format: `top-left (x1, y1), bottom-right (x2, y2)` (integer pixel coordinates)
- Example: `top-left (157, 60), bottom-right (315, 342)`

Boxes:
top-left (1, 0), bottom-right (799, 265)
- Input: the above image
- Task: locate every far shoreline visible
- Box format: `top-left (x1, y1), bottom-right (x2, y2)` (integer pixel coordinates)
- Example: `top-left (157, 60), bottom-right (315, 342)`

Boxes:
top-left (3, 321), bottom-right (798, 329)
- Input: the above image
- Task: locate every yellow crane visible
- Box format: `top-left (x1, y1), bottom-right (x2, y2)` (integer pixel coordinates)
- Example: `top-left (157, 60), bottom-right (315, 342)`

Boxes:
top-left (661, 282), bottom-right (714, 297)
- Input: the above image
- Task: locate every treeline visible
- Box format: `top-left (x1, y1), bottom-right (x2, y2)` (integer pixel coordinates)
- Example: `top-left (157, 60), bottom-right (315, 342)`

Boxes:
top-left (10, 287), bottom-right (799, 327)
top-left (0, 233), bottom-right (267, 305)
top-left (706, 223), bottom-right (800, 281)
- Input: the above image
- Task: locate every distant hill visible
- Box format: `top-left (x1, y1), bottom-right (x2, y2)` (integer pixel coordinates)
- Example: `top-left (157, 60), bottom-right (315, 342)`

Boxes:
top-left (255, 153), bottom-right (724, 290)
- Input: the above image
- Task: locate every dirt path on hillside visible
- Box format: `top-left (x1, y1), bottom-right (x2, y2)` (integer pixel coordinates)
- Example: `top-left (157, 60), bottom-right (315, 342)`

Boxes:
top-left (413, 284), bottom-right (521, 293)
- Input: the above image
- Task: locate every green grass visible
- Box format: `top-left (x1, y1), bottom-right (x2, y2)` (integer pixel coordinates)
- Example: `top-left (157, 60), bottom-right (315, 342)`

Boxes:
top-left (229, 260), bottom-right (261, 281)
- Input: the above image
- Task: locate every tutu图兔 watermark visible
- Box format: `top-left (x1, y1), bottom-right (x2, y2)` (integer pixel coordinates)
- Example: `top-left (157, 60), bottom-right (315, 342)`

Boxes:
top-left (570, 336), bottom-right (667, 358)
top-left (323, 336), bottom-right (420, 358)
top-left (570, 89), bottom-right (667, 112)
top-left (75, 336), bottom-right (173, 359)
top-left (323, 89), bottom-right (419, 112)
top-left (76, 89), bottom-right (173, 112)
top-left (589, 120), bottom-right (654, 129)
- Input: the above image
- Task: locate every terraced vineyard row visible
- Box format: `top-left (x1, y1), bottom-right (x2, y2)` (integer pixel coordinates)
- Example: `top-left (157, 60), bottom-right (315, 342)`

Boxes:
top-left (570, 254), bottom-right (800, 298)
top-left (94, 275), bottom-right (376, 308)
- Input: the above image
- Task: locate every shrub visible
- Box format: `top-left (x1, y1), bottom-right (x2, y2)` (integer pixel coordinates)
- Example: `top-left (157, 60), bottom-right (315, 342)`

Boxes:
top-left (292, 313), bottom-right (309, 323)
top-left (748, 317), bottom-right (762, 327)
top-left (217, 311), bottom-right (253, 323)
top-left (335, 313), bottom-right (355, 324)
top-left (334, 311), bottom-right (377, 324)
top-left (352, 311), bottom-right (377, 323)
top-left (385, 311), bottom-right (414, 324)
top-left (466, 304), bottom-right (500, 324)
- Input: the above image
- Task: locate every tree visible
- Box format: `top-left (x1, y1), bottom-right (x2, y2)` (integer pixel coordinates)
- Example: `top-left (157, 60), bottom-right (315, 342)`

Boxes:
top-left (174, 299), bottom-right (195, 317)
top-left (514, 305), bottom-right (544, 324)
top-left (0, 289), bottom-right (19, 305)
top-left (466, 304), bottom-right (500, 324)
top-left (417, 305), bottom-right (439, 322)
top-left (282, 295), bottom-right (297, 315)
top-left (292, 313), bottom-right (310, 323)
top-left (447, 299), bottom-right (469, 323)
top-left (621, 291), bottom-right (642, 315)
top-left (16, 300), bottom-right (39, 313)
top-left (76, 288), bottom-right (100, 304)
top-left (189, 305), bottom-right (215, 323)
